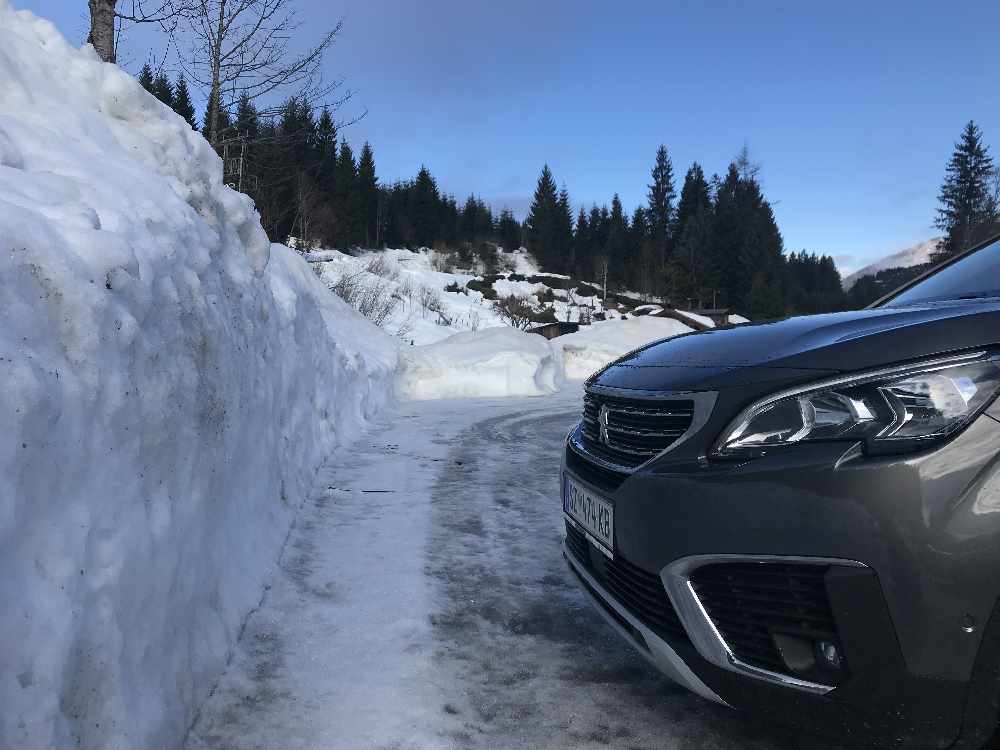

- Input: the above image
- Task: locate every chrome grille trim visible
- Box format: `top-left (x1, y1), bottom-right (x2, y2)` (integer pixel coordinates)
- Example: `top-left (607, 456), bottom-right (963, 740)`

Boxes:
top-left (661, 554), bottom-right (867, 695)
top-left (571, 388), bottom-right (717, 472)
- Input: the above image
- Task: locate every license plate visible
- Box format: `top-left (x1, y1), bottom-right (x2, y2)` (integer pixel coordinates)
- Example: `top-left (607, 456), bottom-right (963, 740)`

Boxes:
top-left (563, 474), bottom-right (614, 554)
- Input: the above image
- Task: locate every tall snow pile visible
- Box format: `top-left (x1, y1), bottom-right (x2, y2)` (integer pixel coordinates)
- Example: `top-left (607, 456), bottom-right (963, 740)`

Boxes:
top-left (554, 317), bottom-right (693, 380)
top-left (396, 327), bottom-right (562, 399)
top-left (0, 5), bottom-right (396, 749)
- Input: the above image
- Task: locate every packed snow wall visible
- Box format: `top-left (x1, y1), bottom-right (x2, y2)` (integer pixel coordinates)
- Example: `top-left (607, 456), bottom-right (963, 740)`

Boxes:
top-left (0, 4), bottom-right (397, 748)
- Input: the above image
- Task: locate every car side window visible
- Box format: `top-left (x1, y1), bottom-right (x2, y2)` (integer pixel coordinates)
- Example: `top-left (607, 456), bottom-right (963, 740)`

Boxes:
top-left (887, 238), bottom-right (1000, 306)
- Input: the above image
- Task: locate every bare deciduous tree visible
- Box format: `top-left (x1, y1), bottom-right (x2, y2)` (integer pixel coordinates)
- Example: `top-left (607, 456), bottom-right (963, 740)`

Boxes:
top-left (182, 0), bottom-right (347, 145)
top-left (88, 0), bottom-right (196, 63)
top-left (492, 295), bottom-right (536, 331)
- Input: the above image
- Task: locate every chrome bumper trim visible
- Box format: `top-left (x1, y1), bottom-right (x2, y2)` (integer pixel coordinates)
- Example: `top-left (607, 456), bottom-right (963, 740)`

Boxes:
top-left (563, 543), bottom-right (728, 707)
top-left (661, 554), bottom-right (867, 695)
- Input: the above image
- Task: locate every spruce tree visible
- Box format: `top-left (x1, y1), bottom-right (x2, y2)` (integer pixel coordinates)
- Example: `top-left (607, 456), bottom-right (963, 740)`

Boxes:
top-left (235, 94), bottom-right (260, 140)
top-left (606, 194), bottom-right (629, 286)
top-left (935, 121), bottom-right (999, 257)
top-left (138, 63), bottom-right (155, 94)
top-left (334, 141), bottom-right (360, 246)
top-left (556, 185), bottom-right (574, 273)
top-left (498, 209), bottom-right (521, 252)
top-left (647, 145), bottom-right (676, 262)
top-left (151, 72), bottom-right (174, 108)
top-left (412, 166), bottom-right (440, 248)
top-left (525, 165), bottom-right (560, 269)
top-left (172, 75), bottom-right (197, 129)
top-left (573, 206), bottom-right (590, 277)
top-left (709, 157), bottom-right (786, 315)
top-left (673, 163), bottom-right (713, 303)
top-left (357, 142), bottom-right (379, 247)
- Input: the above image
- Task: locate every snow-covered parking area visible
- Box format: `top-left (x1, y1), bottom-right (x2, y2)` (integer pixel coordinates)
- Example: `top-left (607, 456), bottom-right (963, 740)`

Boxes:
top-left (186, 388), bottom-right (847, 750)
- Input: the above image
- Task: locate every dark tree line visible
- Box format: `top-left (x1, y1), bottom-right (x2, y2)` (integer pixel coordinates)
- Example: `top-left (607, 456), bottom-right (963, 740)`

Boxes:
top-left (524, 146), bottom-right (843, 318)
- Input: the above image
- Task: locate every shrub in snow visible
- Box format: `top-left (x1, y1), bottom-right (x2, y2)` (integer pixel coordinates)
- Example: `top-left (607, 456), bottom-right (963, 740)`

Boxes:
top-left (395, 328), bottom-right (563, 400)
top-left (492, 294), bottom-right (537, 330)
top-left (0, 6), bottom-right (395, 748)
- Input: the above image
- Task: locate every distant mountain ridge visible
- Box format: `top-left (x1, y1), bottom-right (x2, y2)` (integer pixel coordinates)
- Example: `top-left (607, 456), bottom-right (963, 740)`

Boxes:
top-left (842, 238), bottom-right (942, 290)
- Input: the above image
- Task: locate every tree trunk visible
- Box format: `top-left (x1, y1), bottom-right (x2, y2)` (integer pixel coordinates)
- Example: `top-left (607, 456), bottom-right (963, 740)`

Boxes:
top-left (207, 0), bottom-right (227, 146)
top-left (87, 0), bottom-right (118, 63)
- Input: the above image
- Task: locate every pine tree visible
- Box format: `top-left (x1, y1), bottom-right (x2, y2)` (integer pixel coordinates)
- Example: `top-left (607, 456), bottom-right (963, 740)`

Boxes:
top-left (151, 72), bottom-right (174, 108)
top-left (235, 94), bottom-right (260, 140)
top-left (709, 156), bottom-right (786, 315)
top-left (412, 166), bottom-right (440, 248)
top-left (172, 75), bottom-right (197, 129)
top-left (498, 209), bottom-right (521, 251)
top-left (606, 194), bottom-right (629, 286)
top-left (334, 141), bottom-right (360, 246)
top-left (935, 121), bottom-right (999, 257)
top-left (138, 63), bottom-right (155, 94)
top-left (573, 206), bottom-right (590, 277)
top-left (525, 165), bottom-right (560, 269)
top-left (556, 185), bottom-right (574, 273)
top-left (647, 145), bottom-right (676, 262)
top-left (672, 163), bottom-right (713, 303)
top-left (357, 142), bottom-right (379, 247)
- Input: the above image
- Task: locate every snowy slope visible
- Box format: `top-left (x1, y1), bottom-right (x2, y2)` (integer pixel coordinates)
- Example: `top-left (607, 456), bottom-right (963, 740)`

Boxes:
top-left (842, 237), bottom-right (942, 290)
top-left (306, 248), bottom-right (701, 396)
top-left (0, 5), bottom-right (395, 749)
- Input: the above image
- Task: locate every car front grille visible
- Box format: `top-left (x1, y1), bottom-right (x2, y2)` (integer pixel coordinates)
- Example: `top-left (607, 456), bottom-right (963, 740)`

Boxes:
top-left (689, 562), bottom-right (842, 684)
top-left (579, 392), bottom-right (694, 469)
top-left (565, 444), bottom-right (628, 492)
top-left (565, 522), bottom-right (689, 646)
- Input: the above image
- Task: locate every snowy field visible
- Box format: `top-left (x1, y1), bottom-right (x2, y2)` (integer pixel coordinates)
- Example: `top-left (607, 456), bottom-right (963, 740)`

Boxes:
top-left (186, 389), bottom-right (847, 750)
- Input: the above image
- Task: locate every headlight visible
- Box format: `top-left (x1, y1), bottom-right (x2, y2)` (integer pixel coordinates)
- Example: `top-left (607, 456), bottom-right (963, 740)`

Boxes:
top-left (713, 351), bottom-right (1000, 458)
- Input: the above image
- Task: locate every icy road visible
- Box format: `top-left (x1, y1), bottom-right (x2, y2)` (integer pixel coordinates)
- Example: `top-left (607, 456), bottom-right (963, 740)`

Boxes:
top-left (187, 387), bottom-right (844, 750)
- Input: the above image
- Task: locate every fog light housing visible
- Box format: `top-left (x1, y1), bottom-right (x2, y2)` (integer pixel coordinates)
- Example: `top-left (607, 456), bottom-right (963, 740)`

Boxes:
top-left (816, 639), bottom-right (843, 671)
top-left (772, 633), bottom-right (846, 684)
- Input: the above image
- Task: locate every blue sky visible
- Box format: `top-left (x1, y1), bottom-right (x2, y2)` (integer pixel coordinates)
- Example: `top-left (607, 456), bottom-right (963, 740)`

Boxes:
top-left (18, 1), bottom-right (1000, 273)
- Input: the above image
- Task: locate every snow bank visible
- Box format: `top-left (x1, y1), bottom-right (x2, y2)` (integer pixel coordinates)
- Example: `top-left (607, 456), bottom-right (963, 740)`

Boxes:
top-left (673, 309), bottom-right (716, 328)
top-left (0, 5), bottom-right (396, 749)
top-left (396, 327), bottom-right (562, 399)
top-left (555, 317), bottom-right (692, 380)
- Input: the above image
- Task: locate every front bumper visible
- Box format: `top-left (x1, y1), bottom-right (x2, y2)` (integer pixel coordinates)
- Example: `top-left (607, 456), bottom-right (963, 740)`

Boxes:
top-left (562, 411), bottom-right (1000, 748)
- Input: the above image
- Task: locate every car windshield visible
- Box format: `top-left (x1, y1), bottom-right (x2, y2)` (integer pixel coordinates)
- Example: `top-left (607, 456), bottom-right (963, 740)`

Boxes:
top-left (884, 236), bottom-right (1000, 306)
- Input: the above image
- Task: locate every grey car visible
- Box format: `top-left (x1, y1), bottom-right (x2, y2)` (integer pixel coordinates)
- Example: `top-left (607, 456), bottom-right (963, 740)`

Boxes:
top-left (562, 235), bottom-right (1000, 748)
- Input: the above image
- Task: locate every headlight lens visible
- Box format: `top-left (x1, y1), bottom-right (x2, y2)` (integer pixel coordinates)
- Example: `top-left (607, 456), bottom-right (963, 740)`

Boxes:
top-left (714, 352), bottom-right (1000, 458)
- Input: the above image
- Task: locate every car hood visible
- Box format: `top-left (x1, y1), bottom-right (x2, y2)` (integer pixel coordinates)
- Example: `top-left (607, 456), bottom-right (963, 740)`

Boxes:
top-left (593, 300), bottom-right (1000, 392)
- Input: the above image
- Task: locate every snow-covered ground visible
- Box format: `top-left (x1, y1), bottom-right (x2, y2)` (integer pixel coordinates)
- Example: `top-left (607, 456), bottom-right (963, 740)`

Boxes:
top-left (308, 247), bottom-right (717, 396)
top-left (554, 317), bottom-right (693, 380)
top-left (842, 238), bottom-right (942, 290)
top-left (0, 6), bottom-right (394, 749)
top-left (307, 247), bottom-right (619, 345)
top-left (186, 390), bottom-right (844, 750)
top-left (396, 327), bottom-right (563, 399)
